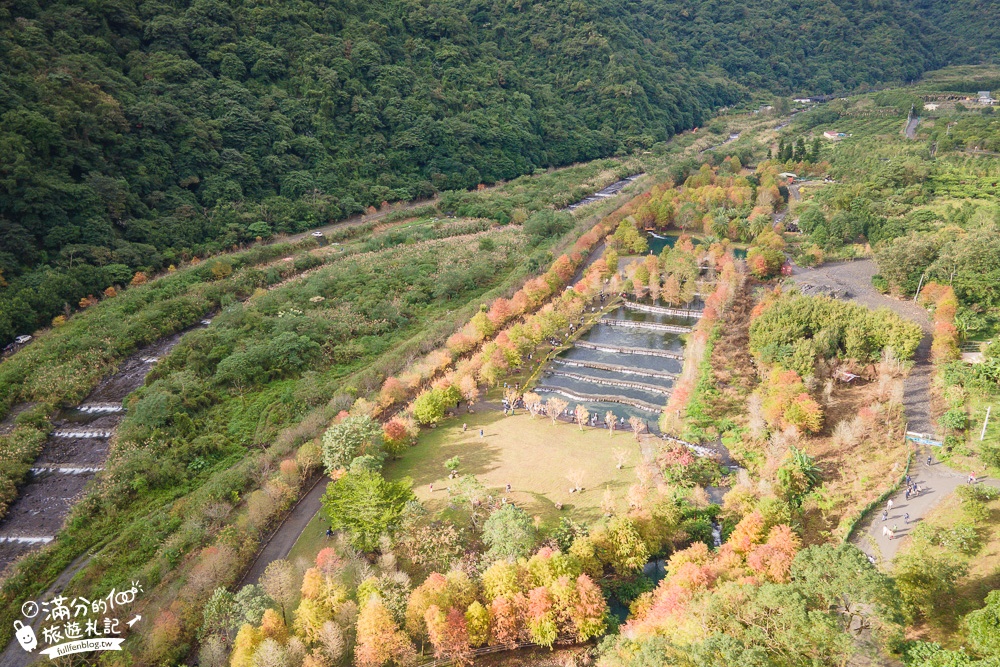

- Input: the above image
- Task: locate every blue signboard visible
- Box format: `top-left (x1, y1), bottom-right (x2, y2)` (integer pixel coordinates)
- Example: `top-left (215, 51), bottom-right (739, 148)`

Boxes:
top-left (906, 434), bottom-right (943, 447)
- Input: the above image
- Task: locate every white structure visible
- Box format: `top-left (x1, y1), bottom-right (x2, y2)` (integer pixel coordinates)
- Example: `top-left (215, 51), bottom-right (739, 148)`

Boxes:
top-left (923, 103), bottom-right (939, 111)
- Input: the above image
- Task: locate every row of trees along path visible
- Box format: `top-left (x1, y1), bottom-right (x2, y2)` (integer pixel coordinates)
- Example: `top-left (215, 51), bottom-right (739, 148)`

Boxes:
top-left (790, 259), bottom-right (998, 564)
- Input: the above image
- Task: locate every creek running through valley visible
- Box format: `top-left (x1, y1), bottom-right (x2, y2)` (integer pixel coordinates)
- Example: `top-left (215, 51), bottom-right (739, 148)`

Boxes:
top-left (0, 322), bottom-right (208, 570)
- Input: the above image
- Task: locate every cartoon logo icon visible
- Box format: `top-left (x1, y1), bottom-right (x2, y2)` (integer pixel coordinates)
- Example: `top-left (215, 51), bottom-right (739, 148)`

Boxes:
top-left (13, 620), bottom-right (37, 652)
top-left (21, 601), bottom-right (39, 619)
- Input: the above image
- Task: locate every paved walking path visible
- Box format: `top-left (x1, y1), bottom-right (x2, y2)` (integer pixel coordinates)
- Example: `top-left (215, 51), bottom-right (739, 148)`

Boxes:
top-left (854, 449), bottom-right (998, 564)
top-left (237, 475), bottom-right (329, 587)
top-left (790, 259), bottom-right (998, 565)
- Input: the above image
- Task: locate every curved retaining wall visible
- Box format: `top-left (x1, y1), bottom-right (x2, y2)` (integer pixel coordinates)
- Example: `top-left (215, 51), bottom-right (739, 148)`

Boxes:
top-left (552, 358), bottom-right (676, 380)
top-left (601, 318), bottom-right (692, 334)
top-left (622, 300), bottom-right (704, 319)
top-left (546, 371), bottom-right (671, 396)
top-left (534, 385), bottom-right (662, 413)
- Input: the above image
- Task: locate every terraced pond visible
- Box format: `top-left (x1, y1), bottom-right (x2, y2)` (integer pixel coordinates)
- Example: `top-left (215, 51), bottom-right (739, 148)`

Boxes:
top-left (535, 302), bottom-right (700, 431)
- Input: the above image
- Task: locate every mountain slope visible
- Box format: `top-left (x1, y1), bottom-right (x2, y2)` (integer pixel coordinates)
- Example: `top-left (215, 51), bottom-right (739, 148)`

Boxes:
top-left (0, 0), bottom-right (956, 342)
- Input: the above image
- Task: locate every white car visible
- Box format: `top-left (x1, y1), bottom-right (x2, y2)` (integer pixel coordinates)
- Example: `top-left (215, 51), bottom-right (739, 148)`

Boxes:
top-left (311, 231), bottom-right (325, 238)
top-left (14, 335), bottom-right (32, 345)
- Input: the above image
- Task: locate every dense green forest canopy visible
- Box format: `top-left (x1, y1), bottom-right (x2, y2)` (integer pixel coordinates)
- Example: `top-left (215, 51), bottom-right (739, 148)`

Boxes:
top-left (0, 0), bottom-right (971, 342)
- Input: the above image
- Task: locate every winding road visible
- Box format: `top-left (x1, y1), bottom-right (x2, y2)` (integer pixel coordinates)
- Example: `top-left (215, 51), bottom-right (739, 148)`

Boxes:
top-left (790, 259), bottom-right (998, 564)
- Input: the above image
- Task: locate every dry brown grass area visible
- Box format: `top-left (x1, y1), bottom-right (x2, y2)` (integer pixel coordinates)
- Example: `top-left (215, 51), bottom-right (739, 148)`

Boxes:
top-left (800, 380), bottom-right (909, 543)
top-left (706, 278), bottom-right (758, 417)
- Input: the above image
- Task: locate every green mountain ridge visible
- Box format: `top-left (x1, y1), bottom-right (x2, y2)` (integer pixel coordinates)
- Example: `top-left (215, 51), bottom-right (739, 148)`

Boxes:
top-left (0, 0), bottom-right (976, 342)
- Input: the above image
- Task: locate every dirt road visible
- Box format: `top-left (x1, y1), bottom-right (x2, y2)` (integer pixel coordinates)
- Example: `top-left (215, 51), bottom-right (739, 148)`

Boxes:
top-left (904, 115), bottom-right (919, 139)
top-left (287, 198), bottom-right (438, 243)
top-left (791, 259), bottom-right (934, 434)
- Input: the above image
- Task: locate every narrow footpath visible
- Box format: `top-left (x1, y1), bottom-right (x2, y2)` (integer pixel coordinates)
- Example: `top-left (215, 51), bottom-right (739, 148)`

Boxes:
top-left (237, 475), bottom-right (330, 587)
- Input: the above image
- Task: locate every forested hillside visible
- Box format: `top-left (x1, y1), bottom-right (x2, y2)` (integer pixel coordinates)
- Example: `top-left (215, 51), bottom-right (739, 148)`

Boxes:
top-left (0, 0), bottom-right (960, 342)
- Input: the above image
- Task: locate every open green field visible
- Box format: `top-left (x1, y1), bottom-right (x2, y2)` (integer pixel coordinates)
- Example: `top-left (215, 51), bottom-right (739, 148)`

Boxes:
top-left (385, 410), bottom-right (641, 528)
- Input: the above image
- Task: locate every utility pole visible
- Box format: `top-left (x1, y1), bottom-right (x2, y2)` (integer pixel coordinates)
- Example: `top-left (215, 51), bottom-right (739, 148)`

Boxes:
top-left (913, 272), bottom-right (927, 303)
top-left (981, 406), bottom-right (992, 441)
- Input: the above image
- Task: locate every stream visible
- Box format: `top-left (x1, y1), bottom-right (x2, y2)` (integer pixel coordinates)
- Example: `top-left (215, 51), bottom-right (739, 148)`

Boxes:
top-left (564, 174), bottom-right (644, 210)
top-left (0, 321), bottom-right (208, 570)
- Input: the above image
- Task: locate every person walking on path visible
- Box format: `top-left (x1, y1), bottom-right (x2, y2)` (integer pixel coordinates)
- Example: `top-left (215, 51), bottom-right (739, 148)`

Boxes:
top-left (881, 510), bottom-right (888, 522)
top-left (887, 498), bottom-right (894, 512)
top-left (904, 512), bottom-right (910, 524)
top-left (479, 429), bottom-right (484, 438)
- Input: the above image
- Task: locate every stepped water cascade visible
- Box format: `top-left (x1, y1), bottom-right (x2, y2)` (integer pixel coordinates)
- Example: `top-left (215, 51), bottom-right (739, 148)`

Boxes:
top-left (0, 322), bottom-right (208, 568)
top-left (535, 302), bottom-right (700, 431)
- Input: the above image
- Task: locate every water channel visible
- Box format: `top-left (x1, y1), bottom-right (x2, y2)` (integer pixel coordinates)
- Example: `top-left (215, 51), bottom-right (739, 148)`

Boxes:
top-left (564, 174), bottom-right (644, 210)
top-left (0, 322), bottom-right (207, 570)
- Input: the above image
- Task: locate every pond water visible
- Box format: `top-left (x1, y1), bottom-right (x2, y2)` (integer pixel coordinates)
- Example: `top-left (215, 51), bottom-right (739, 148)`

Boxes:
top-left (647, 232), bottom-right (747, 259)
top-left (535, 302), bottom-right (704, 431)
top-left (608, 559), bottom-right (667, 622)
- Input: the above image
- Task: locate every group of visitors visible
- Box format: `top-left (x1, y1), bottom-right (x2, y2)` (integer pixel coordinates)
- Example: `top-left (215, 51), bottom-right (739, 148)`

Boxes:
top-left (903, 474), bottom-right (922, 500)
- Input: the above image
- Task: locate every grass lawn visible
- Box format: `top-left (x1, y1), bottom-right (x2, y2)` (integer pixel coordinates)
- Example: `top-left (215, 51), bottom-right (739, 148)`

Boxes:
top-left (942, 390), bottom-right (1000, 479)
top-left (895, 489), bottom-right (1000, 644)
top-left (385, 410), bottom-right (641, 530)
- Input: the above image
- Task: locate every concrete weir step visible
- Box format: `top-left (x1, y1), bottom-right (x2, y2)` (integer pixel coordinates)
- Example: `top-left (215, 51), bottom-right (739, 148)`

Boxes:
top-left (552, 358), bottom-right (676, 380)
top-left (52, 429), bottom-right (113, 438)
top-left (600, 318), bottom-right (693, 334)
top-left (622, 300), bottom-right (704, 319)
top-left (0, 536), bottom-right (54, 544)
top-left (76, 403), bottom-right (123, 414)
top-left (31, 465), bottom-right (103, 474)
top-left (547, 370), bottom-right (672, 396)
top-left (535, 386), bottom-right (663, 413)
top-left (574, 341), bottom-right (683, 360)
